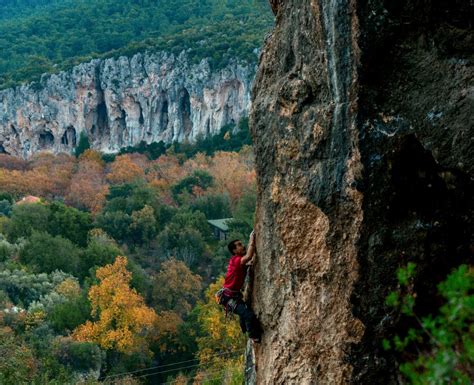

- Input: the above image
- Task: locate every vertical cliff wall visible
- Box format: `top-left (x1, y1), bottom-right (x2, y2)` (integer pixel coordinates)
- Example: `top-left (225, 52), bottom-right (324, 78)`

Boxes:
top-left (250, 0), bottom-right (472, 383)
top-left (0, 51), bottom-right (253, 158)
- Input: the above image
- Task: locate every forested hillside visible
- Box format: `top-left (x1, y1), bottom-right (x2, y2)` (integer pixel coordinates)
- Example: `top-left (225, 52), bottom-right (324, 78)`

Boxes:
top-left (0, 0), bottom-right (273, 89)
top-left (0, 125), bottom-right (255, 383)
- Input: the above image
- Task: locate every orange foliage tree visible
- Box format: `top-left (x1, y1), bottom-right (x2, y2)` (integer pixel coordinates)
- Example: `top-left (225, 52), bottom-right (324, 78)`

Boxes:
top-left (147, 155), bottom-right (187, 187)
top-left (27, 153), bottom-right (75, 198)
top-left (0, 153), bottom-right (75, 199)
top-left (208, 151), bottom-right (256, 204)
top-left (146, 155), bottom-right (188, 204)
top-left (0, 154), bottom-right (28, 170)
top-left (65, 154), bottom-right (108, 214)
top-left (106, 154), bottom-right (145, 185)
top-left (72, 256), bottom-right (158, 354)
top-left (78, 149), bottom-right (105, 165)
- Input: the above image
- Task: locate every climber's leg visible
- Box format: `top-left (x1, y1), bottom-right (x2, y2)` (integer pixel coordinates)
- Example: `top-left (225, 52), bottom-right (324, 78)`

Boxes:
top-left (239, 313), bottom-right (247, 333)
top-left (233, 300), bottom-right (261, 340)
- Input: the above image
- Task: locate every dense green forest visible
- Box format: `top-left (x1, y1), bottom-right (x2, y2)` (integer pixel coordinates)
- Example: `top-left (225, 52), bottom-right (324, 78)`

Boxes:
top-left (0, 0), bottom-right (274, 89)
top-left (0, 124), bottom-right (256, 383)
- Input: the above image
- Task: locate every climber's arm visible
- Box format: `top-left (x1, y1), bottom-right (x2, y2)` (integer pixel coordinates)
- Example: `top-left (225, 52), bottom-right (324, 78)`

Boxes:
top-left (240, 230), bottom-right (256, 265)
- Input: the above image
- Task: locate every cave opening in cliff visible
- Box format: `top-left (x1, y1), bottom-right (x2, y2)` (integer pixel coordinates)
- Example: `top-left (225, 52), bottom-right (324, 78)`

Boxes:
top-left (96, 101), bottom-right (109, 136)
top-left (160, 99), bottom-right (169, 131)
top-left (139, 105), bottom-right (144, 126)
top-left (118, 109), bottom-right (127, 146)
top-left (61, 126), bottom-right (77, 147)
top-left (38, 131), bottom-right (54, 148)
top-left (178, 88), bottom-right (192, 134)
top-left (119, 109), bottom-right (127, 131)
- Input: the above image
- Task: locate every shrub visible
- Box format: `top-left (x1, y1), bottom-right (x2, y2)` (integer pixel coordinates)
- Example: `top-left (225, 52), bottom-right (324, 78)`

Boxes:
top-left (19, 232), bottom-right (81, 275)
top-left (384, 263), bottom-right (474, 384)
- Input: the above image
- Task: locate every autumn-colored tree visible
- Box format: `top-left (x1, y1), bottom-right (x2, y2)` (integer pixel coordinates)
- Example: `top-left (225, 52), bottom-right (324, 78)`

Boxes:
top-left (29, 152), bottom-right (75, 198)
top-left (79, 149), bottom-right (105, 165)
top-left (126, 152), bottom-right (149, 171)
top-left (152, 259), bottom-right (202, 317)
top-left (152, 310), bottom-right (184, 354)
top-left (106, 154), bottom-right (145, 185)
top-left (66, 157), bottom-right (108, 213)
top-left (0, 168), bottom-right (30, 195)
top-left (171, 170), bottom-right (214, 203)
top-left (0, 153), bottom-right (75, 198)
top-left (55, 278), bottom-right (81, 299)
top-left (147, 155), bottom-right (187, 187)
top-left (196, 277), bottom-right (245, 361)
top-left (72, 256), bottom-right (158, 354)
top-left (0, 154), bottom-right (28, 171)
top-left (208, 151), bottom-right (256, 204)
top-left (182, 152), bottom-right (212, 173)
top-left (192, 277), bottom-right (246, 384)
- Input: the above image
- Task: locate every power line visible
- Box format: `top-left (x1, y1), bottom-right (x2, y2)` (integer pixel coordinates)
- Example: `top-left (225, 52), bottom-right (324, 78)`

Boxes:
top-left (103, 351), bottom-right (239, 380)
top-left (157, 368), bottom-right (229, 385)
top-left (102, 349), bottom-right (243, 380)
top-left (130, 352), bottom-right (243, 380)
top-left (159, 373), bottom-right (226, 385)
top-left (130, 354), bottom-right (240, 379)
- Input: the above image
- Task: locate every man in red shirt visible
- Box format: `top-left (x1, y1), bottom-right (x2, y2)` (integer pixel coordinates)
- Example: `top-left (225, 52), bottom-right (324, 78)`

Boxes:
top-left (220, 230), bottom-right (262, 343)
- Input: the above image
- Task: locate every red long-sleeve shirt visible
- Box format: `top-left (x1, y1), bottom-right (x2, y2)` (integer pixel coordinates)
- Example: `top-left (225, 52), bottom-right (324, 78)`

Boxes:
top-left (223, 255), bottom-right (247, 292)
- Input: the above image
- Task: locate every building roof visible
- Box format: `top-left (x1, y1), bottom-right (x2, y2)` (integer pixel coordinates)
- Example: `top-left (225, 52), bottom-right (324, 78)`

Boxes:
top-left (16, 195), bottom-right (41, 205)
top-left (207, 218), bottom-right (233, 232)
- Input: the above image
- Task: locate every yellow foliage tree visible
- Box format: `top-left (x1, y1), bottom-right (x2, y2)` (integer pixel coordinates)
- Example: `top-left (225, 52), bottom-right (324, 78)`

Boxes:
top-left (55, 277), bottom-right (81, 299)
top-left (196, 277), bottom-right (246, 364)
top-left (193, 277), bottom-right (246, 384)
top-left (72, 256), bottom-right (158, 354)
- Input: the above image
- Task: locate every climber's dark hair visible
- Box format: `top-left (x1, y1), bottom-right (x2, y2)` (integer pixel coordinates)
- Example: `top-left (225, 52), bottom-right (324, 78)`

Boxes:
top-left (228, 239), bottom-right (240, 254)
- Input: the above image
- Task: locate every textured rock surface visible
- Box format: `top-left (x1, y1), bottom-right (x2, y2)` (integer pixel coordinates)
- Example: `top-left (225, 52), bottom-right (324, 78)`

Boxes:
top-left (250, 0), bottom-right (472, 384)
top-left (0, 51), bottom-right (253, 158)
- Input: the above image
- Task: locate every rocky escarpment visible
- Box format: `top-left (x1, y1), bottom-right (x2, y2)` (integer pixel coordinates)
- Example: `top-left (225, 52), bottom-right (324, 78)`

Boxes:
top-left (0, 51), bottom-right (253, 158)
top-left (250, 0), bottom-right (472, 384)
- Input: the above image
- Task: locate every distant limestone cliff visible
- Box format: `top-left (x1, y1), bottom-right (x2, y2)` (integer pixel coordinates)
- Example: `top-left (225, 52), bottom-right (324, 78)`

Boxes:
top-left (0, 51), bottom-right (253, 158)
top-left (249, 0), bottom-right (472, 383)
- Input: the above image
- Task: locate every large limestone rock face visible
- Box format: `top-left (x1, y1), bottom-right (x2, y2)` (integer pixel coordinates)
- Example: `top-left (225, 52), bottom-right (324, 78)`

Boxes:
top-left (250, 0), bottom-right (472, 383)
top-left (0, 51), bottom-right (253, 158)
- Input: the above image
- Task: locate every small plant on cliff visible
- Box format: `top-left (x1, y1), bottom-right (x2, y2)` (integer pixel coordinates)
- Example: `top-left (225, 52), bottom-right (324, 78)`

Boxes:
top-left (383, 263), bottom-right (474, 384)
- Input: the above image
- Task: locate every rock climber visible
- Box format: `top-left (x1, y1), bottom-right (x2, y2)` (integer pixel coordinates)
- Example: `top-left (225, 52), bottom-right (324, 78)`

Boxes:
top-left (216, 230), bottom-right (262, 343)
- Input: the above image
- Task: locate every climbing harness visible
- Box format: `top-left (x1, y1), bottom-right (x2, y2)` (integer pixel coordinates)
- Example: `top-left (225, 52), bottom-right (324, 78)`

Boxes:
top-left (215, 288), bottom-right (242, 320)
